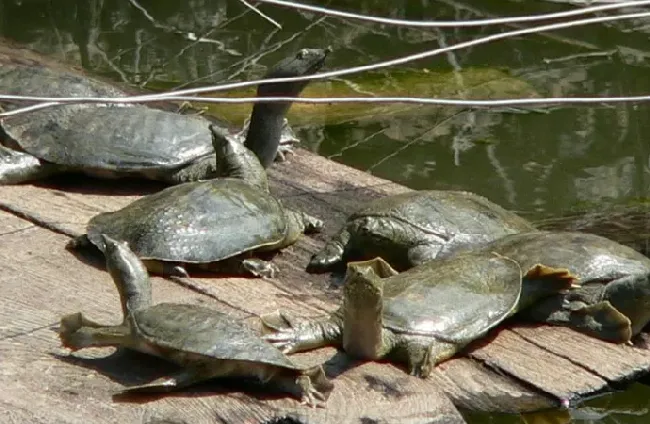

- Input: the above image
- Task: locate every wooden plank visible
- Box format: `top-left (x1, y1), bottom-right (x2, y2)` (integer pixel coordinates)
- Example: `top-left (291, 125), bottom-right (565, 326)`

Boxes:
top-left (0, 210), bottom-right (465, 424)
top-left (510, 325), bottom-right (650, 384)
top-left (466, 327), bottom-right (607, 406)
top-left (2, 149), bottom-right (650, 416)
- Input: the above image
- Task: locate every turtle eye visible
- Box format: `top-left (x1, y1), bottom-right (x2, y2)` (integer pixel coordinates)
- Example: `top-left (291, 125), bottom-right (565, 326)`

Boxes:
top-left (297, 49), bottom-right (309, 60)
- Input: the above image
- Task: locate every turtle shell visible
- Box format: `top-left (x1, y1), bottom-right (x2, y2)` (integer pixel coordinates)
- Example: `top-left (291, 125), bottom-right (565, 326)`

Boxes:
top-left (0, 62), bottom-right (214, 171)
top-left (349, 190), bottom-right (535, 240)
top-left (3, 105), bottom-right (213, 171)
top-left (380, 252), bottom-right (524, 344)
top-left (484, 231), bottom-right (650, 280)
top-left (0, 61), bottom-right (127, 99)
top-left (132, 303), bottom-right (300, 369)
top-left (86, 179), bottom-right (288, 262)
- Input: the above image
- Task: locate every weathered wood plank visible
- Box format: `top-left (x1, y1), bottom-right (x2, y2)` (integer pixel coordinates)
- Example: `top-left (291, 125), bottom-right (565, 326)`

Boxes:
top-left (0, 210), bottom-right (465, 424)
top-left (2, 149), bottom-right (650, 417)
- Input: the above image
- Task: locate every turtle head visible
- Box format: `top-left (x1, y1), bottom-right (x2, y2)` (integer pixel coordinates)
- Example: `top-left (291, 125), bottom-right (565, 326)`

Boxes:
top-left (257, 47), bottom-right (331, 100)
top-left (209, 124), bottom-right (269, 192)
top-left (101, 234), bottom-right (152, 318)
top-left (342, 257), bottom-right (395, 360)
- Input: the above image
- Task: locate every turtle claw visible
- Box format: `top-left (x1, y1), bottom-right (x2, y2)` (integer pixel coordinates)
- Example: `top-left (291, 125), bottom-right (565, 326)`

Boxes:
top-left (295, 368), bottom-right (331, 408)
top-left (262, 329), bottom-right (300, 354)
top-left (275, 144), bottom-right (295, 163)
top-left (242, 258), bottom-right (279, 278)
top-left (260, 311), bottom-right (304, 353)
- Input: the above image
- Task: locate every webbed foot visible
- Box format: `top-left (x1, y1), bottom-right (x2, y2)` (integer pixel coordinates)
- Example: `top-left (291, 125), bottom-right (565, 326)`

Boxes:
top-left (276, 118), bottom-right (300, 162)
top-left (294, 366), bottom-right (332, 408)
top-left (261, 311), bottom-right (309, 354)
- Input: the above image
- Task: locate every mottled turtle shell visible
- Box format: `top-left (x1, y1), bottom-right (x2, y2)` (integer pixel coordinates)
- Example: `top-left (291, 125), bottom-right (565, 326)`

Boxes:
top-left (350, 190), bottom-right (534, 241)
top-left (0, 61), bottom-right (216, 172)
top-left (132, 303), bottom-right (300, 369)
top-left (86, 179), bottom-right (287, 262)
top-left (380, 252), bottom-right (524, 344)
top-left (482, 231), bottom-right (650, 279)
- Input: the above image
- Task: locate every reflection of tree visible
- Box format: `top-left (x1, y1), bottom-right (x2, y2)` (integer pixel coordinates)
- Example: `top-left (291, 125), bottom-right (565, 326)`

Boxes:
top-left (1, 0), bottom-right (650, 217)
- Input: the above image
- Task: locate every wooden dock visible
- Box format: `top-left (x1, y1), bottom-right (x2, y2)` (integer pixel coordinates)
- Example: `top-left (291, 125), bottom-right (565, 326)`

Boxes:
top-left (2, 149), bottom-right (650, 423)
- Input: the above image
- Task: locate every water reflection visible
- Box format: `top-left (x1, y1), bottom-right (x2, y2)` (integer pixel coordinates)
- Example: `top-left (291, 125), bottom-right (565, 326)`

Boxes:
top-left (1, 0), bottom-right (650, 421)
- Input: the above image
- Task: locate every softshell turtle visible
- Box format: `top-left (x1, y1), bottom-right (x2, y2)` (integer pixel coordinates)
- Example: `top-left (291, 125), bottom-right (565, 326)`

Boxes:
top-left (69, 124), bottom-right (322, 278)
top-left (263, 249), bottom-right (577, 376)
top-left (307, 190), bottom-right (535, 273)
top-left (59, 235), bottom-right (333, 406)
top-left (0, 46), bottom-right (329, 184)
top-left (486, 231), bottom-right (650, 343)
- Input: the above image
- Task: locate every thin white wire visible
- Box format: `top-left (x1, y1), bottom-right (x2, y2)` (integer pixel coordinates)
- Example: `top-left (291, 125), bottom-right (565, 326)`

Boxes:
top-left (254, 0), bottom-right (650, 27)
top-left (1, 10), bottom-right (649, 116)
top-left (3, 95), bottom-right (650, 118)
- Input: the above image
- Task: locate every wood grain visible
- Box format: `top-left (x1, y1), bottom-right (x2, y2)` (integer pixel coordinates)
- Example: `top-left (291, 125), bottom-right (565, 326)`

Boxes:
top-left (2, 146), bottom-right (650, 421)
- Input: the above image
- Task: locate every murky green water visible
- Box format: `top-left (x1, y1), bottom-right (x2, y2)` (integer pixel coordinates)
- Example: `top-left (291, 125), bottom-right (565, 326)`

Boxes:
top-left (2, 0), bottom-right (650, 421)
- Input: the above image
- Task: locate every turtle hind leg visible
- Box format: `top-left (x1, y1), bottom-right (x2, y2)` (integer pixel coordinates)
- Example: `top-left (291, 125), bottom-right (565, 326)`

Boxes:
top-left (59, 312), bottom-right (130, 351)
top-left (522, 296), bottom-right (633, 343)
top-left (270, 365), bottom-right (333, 407)
top-left (0, 145), bottom-right (61, 184)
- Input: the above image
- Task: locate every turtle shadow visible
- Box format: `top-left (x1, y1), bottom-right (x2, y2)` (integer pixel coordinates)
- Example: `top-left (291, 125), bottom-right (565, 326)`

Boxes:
top-left (65, 238), bottom-right (287, 282)
top-left (322, 350), bottom-right (366, 379)
top-left (52, 348), bottom-right (179, 387)
top-left (52, 349), bottom-right (311, 405)
top-left (34, 173), bottom-right (167, 197)
top-left (64, 241), bottom-right (107, 272)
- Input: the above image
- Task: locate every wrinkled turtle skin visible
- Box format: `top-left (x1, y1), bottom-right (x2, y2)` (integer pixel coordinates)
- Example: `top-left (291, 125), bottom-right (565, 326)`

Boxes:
top-left (59, 235), bottom-right (333, 406)
top-left (263, 247), bottom-right (576, 376)
top-left (69, 124), bottom-right (322, 278)
top-left (0, 46), bottom-right (330, 184)
top-left (307, 190), bottom-right (536, 273)
top-left (488, 231), bottom-right (650, 343)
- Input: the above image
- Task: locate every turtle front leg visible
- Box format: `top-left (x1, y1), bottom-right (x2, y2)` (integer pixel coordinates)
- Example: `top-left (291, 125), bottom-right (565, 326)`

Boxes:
top-left (307, 227), bottom-right (352, 273)
top-left (393, 336), bottom-right (458, 378)
top-left (164, 155), bottom-right (217, 184)
top-left (261, 310), bottom-right (343, 354)
top-left (59, 312), bottom-right (130, 351)
top-left (276, 118), bottom-right (301, 163)
top-left (271, 365), bottom-right (333, 408)
top-left (0, 145), bottom-right (60, 184)
top-left (242, 258), bottom-right (279, 278)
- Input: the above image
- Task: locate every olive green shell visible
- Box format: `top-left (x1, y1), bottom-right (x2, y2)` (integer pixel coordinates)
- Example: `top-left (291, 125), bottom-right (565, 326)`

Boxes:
top-left (133, 303), bottom-right (300, 369)
top-left (350, 190), bottom-right (534, 239)
top-left (0, 61), bottom-right (215, 171)
top-left (86, 179), bottom-right (287, 262)
top-left (379, 252), bottom-right (525, 344)
top-left (484, 231), bottom-right (650, 279)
